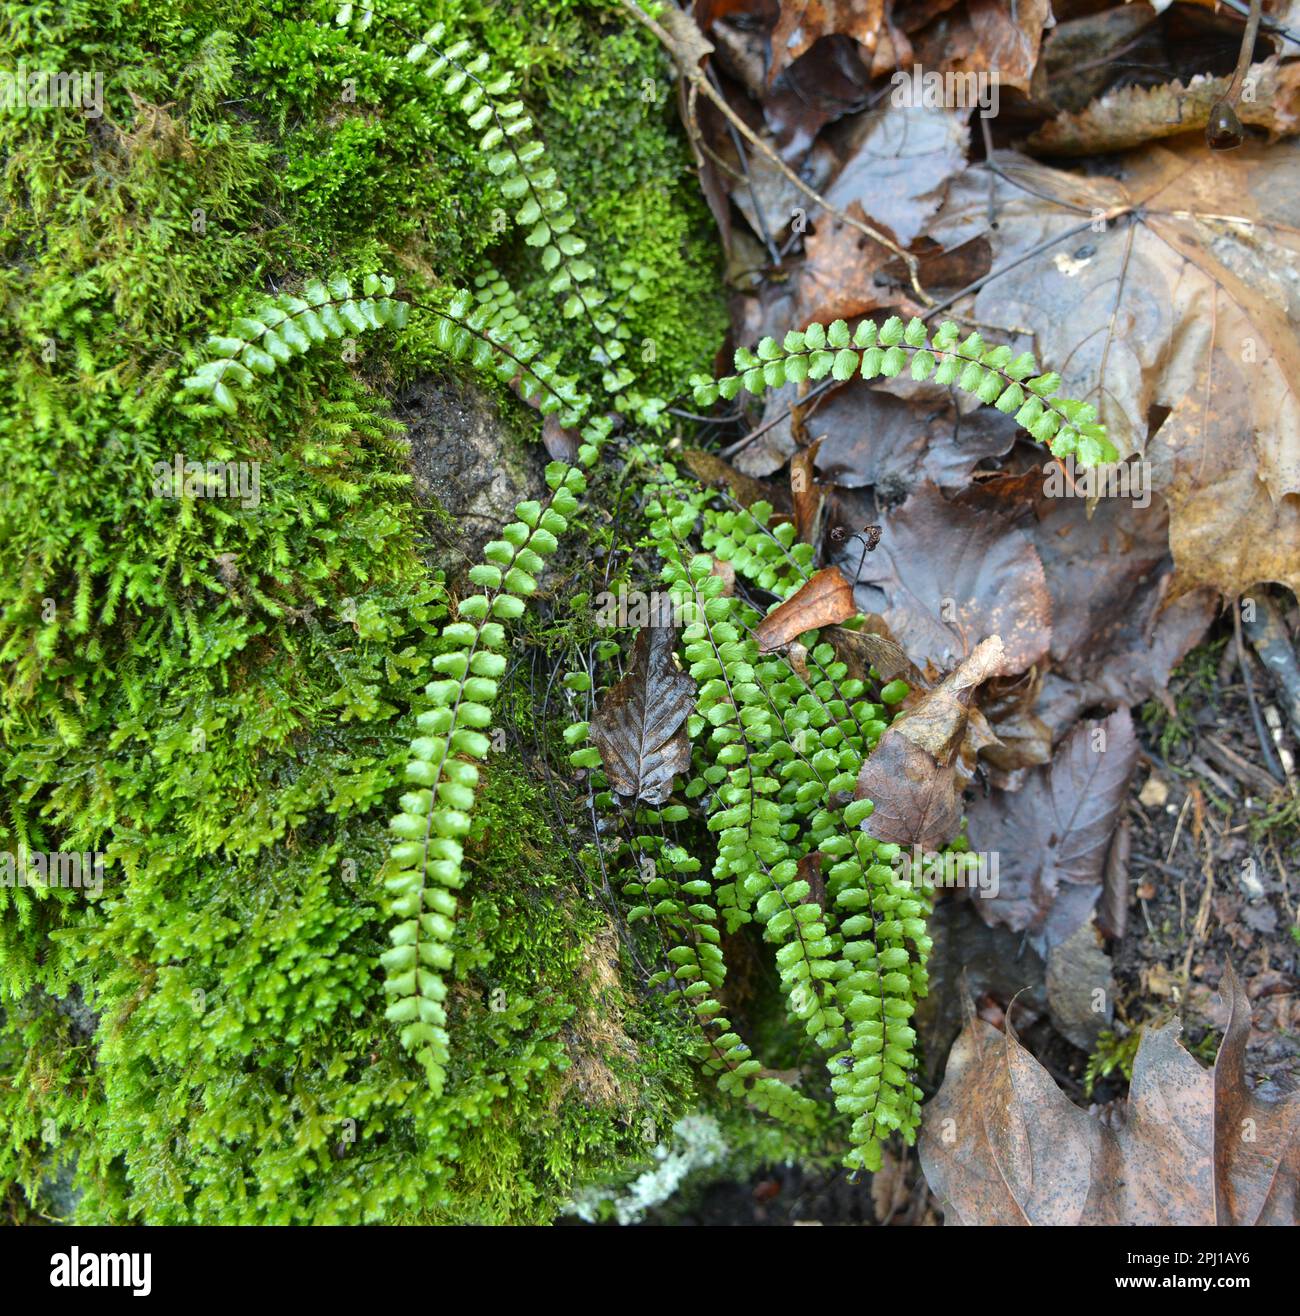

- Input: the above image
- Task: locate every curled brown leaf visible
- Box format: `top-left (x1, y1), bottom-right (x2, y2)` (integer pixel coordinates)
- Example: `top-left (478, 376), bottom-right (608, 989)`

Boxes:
top-left (753, 565), bottom-right (857, 653)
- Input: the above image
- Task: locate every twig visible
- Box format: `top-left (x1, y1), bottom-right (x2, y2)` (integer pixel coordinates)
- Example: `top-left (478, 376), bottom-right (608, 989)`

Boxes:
top-left (1166, 789), bottom-right (1192, 866)
top-left (979, 112), bottom-right (997, 230)
top-left (1219, 0), bottom-right (1300, 43)
top-left (1235, 600), bottom-right (1285, 783)
top-left (707, 65), bottom-right (781, 267)
top-left (719, 377), bottom-right (838, 458)
top-left (620, 0), bottom-right (931, 303)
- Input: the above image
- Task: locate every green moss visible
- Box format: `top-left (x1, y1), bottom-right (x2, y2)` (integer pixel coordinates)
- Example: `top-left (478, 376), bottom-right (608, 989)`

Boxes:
top-left (0, 0), bottom-right (730, 1224)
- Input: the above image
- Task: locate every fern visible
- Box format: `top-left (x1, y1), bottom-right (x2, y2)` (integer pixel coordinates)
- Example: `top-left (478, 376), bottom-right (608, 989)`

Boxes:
top-left (336, 3), bottom-right (663, 419)
top-left (386, 449), bottom-right (606, 1093)
top-left (162, 8), bottom-right (1117, 1176)
top-left (690, 315), bottom-right (1119, 466)
top-left (614, 824), bottom-right (821, 1129)
top-left (181, 274), bottom-right (409, 415)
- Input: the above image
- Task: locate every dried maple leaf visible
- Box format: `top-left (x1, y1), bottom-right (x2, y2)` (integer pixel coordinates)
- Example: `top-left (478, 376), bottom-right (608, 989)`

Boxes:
top-left (919, 965), bottom-right (1300, 1225)
top-left (753, 565), bottom-right (857, 653)
top-left (965, 708), bottom-right (1139, 956)
top-left (589, 623), bottom-right (696, 805)
top-left (854, 635), bottom-right (1004, 850)
top-left (922, 141), bottom-right (1300, 596)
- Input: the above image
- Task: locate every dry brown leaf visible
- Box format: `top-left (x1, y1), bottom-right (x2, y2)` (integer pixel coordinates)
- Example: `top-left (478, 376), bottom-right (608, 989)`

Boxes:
top-left (1097, 814), bottom-right (1131, 942)
top-left (919, 965), bottom-right (1300, 1225)
top-left (799, 211), bottom-right (917, 330)
top-left (790, 436), bottom-right (827, 551)
top-left (754, 565), bottom-right (857, 652)
top-left (853, 636), bottom-right (1005, 850)
top-left (589, 623), bottom-right (696, 805)
top-left (922, 141), bottom-right (1300, 596)
top-left (976, 670), bottom-right (1053, 777)
top-left (794, 107), bottom-right (968, 326)
top-left (1033, 2), bottom-right (1159, 114)
top-left (824, 617), bottom-right (926, 688)
top-left (965, 708), bottom-right (1139, 956)
top-left (541, 412), bottom-right (579, 464)
top-left (768, 0), bottom-right (888, 83)
top-left (823, 105), bottom-right (968, 249)
top-left (908, 0), bottom-right (1052, 94)
top-left (680, 447), bottom-right (786, 512)
top-left (1214, 966), bottom-right (1300, 1224)
top-left (1028, 60), bottom-right (1300, 157)
top-left (808, 381), bottom-right (1017, 497)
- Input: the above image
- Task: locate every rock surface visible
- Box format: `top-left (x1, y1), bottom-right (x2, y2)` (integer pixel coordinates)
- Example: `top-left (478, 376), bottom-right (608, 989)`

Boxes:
top-left (398, 373), bottom-right (547, 570)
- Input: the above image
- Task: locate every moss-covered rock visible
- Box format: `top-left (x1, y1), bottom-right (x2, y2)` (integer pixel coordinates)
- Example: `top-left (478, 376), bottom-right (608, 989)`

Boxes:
top-left (0, 0), bottom-right (735, 1224)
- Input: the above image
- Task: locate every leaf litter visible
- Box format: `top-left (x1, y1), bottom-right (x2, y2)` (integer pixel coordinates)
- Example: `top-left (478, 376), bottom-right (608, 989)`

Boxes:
top-left (640, 0), bottom-right (1300, 1221)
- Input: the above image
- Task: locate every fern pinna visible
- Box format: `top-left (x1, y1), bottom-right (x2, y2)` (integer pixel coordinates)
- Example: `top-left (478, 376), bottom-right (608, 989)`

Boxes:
top-left (173, 6), bottom-right (1114, 1168)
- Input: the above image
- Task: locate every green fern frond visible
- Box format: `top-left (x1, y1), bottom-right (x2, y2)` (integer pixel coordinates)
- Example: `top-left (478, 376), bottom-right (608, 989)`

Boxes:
top-left (336, 5), bottom-right (667, 422)
top-left (386, 415), bottom-right (612, 1091)
top-left (180, 273), bottom-right (408, 415)
top-left (691, 315), bottom-right (1117, 465)
top-left (582, 461), bottom-right (932, 1172)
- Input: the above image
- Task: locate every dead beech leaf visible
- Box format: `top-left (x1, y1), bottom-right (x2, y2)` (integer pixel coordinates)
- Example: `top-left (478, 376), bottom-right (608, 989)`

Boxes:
top-left (589, 623), bottom-right (696, 805)
top-left (919, 965), bottom-right (1300, 1225)
top-left (965, 708), bottom-right (1139, 956)
top-left (881, 635), bottom-right (1004, 765)
top-left (856, 734), bottom-right (963, 854)
top-left (1029, 61), bottom-right (1300, 157)
top-left (753, 566), bottom-right (857, 653)
top-left (854, 636), bottom-right (1004, 850)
